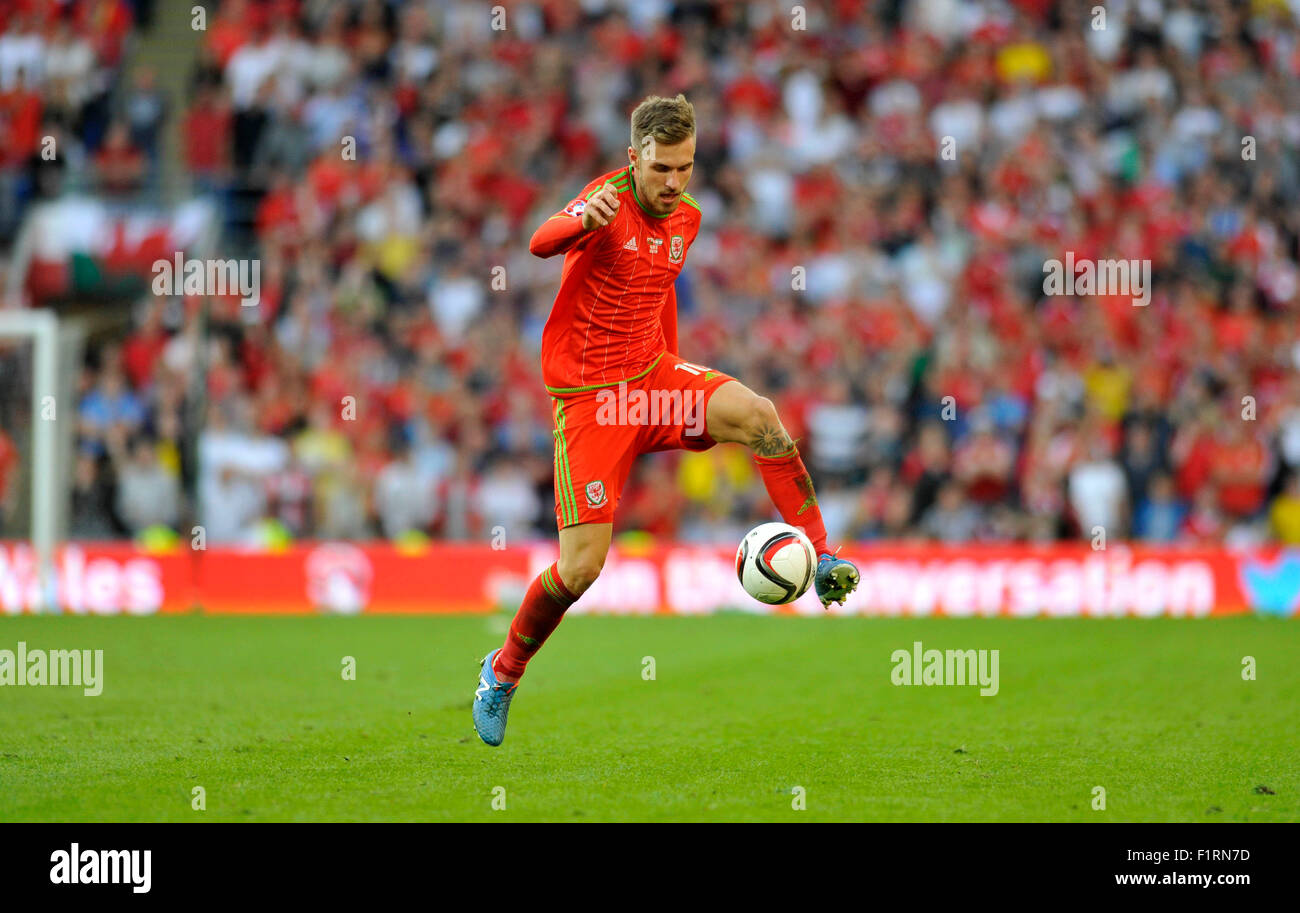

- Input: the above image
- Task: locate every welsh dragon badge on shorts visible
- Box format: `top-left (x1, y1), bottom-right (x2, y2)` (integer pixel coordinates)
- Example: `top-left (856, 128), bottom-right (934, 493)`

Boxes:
top-left (585, 480), bottom-right (607, 507)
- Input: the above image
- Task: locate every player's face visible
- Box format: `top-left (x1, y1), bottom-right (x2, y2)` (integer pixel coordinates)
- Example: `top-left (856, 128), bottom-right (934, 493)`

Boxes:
top-left (629, 135), bottom-right (695, 215)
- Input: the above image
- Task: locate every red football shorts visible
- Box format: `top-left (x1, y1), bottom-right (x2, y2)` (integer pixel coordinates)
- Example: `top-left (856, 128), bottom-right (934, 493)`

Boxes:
top-left (550, 351), bottom-right (734, 529)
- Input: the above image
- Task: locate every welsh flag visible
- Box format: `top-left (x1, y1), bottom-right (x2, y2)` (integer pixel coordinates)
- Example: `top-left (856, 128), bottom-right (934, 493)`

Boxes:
top-left (20, 198), bottom-right (216, 301)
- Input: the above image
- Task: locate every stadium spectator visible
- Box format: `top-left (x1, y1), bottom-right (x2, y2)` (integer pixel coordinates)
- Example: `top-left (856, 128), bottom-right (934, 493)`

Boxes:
top-left (1212, 420), bottom-right (1273, 522)
top-left (198, 398), bottom-right (289, 543)
top-left (952, 419), bottom-right (1017, 506)
top-left (183, 82), bottom-right (233, 186)
top-left (0, 428), bottom-right (16, 536)
top-left (473, 455), bottom-right (543, 542)
top-left (120, 66), bottom-right (167, 170)
top-left (374, 438), bottom-right (437, 539)
top-left (111, 434), bottom-right (181, 535)
top-left (1068, 439), bottom-right (1128, 540)
top-left (1269, 473), bottom-right (1300, 545)
top-left (920, 480), bottom-right (981, 543)
top-left (69, 452), bottom-right (116, 540)
top-left (1133, 473), bottom-right (1187, 544)
top-left (93, 120), bottom-right (147, 195)
top-left (78, 357), bottom-right (147, 459)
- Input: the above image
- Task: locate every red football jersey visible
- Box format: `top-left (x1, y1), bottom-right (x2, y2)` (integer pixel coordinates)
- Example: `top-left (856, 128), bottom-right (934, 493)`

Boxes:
top-left (529, 165), bottom-right (702, 395)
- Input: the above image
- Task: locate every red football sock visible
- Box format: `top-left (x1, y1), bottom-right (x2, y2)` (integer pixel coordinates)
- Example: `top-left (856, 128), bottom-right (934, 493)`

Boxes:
top-left (493, 562), bottom-right (578, 683)
top-left (753, 446), bottom-right (830, 556)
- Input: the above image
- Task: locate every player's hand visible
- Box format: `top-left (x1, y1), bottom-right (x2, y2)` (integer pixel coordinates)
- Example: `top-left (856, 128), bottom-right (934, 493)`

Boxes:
top-left (581, 181), bottom-right (620, 231)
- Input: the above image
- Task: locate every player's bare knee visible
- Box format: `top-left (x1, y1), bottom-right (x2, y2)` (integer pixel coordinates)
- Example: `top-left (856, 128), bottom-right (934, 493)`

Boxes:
top-left (744, 396), bottom-right (784, 440)
top-left (557, 552), bottom-right (605, 595)
top-left (561, 563), bottom-right (601, 595)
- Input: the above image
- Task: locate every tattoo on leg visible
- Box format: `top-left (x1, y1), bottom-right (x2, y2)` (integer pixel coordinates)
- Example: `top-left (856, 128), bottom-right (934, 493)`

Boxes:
top-left (750, 424), bottom-right (794, 457)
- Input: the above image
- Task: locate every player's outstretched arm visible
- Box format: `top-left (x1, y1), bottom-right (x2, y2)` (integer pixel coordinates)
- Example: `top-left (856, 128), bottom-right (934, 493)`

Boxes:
top-left (528, 181), bottom-right (620, 258)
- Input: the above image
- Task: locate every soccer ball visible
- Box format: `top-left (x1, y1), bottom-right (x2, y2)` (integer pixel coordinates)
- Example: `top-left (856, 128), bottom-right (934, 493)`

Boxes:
top-left (736, 522), bottom-right (817, 605)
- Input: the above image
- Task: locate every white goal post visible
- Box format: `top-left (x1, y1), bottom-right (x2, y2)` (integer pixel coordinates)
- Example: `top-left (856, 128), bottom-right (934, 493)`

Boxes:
top-left (0, 308), bottom-right (60, 608)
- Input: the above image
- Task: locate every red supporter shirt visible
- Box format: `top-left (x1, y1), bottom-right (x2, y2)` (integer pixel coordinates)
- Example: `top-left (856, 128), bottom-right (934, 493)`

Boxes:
top-left (529, 166), bottom-right (702, 395)
top-left (0, 430), bottom-right (16, 502)
top-left (0, 88), bottom-right (41, 165)
top-left (183, 102), bottom-right (231, 172)
top-left (121, 328), bottom-right (167, 389)
top-left (1215, 437), bottom-right (1269, 516)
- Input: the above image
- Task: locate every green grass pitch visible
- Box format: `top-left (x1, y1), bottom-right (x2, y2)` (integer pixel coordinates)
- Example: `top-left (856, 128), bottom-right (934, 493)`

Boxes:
top-left (1, 614), bottom-right (1296, 822)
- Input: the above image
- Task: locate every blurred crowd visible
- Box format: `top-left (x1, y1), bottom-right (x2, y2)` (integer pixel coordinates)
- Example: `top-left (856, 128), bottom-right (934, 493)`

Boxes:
top-left (0, 0), bottom-right (164, 240)
top-left (14, 0), bottom-right (1300, 547)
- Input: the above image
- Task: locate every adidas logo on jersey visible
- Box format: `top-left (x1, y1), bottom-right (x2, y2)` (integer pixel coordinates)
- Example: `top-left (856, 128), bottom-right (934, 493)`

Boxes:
top-left (623, 237), bottom-right (638, 251)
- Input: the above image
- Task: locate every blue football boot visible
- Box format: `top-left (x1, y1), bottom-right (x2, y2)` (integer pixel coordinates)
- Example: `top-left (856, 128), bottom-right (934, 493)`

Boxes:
top-left (471, 649), bottom-right (517, 747)
top-left (814, 549), bottom-right (860, 608)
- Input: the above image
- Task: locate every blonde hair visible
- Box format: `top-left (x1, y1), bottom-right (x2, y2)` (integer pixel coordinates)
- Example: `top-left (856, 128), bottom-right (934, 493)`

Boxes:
top-left (630, 94), bottom-right (696, 153)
